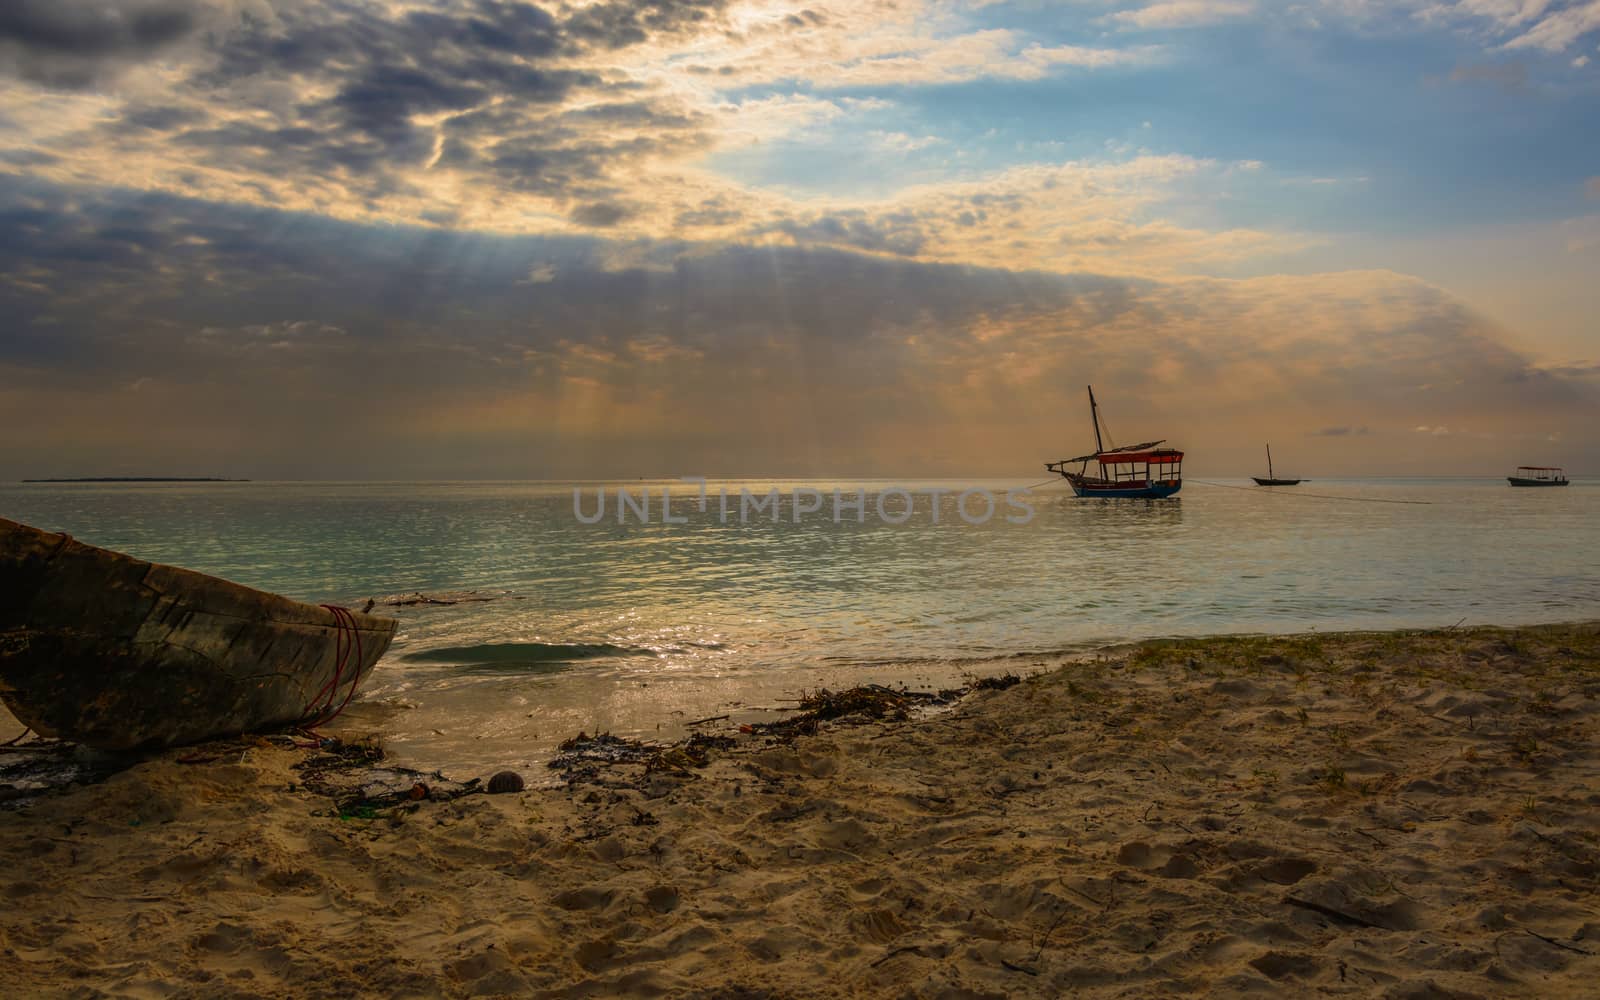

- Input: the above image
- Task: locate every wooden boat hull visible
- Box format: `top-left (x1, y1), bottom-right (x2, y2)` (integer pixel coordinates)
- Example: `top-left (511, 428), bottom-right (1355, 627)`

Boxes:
top-left (0, 517), bottom-right (397, 750)
top-left (1252, 477), bottom-right (1302, 486)
top-left (1507, 477), bottom-right (1568, 487)
top-left (1066, 477), bottom-right (1182, 499)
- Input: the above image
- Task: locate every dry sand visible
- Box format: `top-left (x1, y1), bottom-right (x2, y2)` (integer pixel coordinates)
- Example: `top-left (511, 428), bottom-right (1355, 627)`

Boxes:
top-left (4, 622), bottom-right (1600, 998)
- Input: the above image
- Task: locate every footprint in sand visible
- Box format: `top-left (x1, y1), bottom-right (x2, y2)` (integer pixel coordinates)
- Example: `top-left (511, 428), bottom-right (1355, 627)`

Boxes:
top-left (551, 886), bottom-right (616, 911)
top-left (1248, 950), bottom-right (1325, 981)
top-left (1254, 858), bottom-right (1318, 885)
top-left (643, 884), bottom-right (679, 913)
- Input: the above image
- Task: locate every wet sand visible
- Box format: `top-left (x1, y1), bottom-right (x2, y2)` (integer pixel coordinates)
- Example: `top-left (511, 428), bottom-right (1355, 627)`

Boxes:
top-left (4, 622), bottom-right (1600, 997)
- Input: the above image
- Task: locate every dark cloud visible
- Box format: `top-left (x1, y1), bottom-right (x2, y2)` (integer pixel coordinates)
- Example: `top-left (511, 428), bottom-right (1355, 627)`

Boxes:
top-left (0, 175), bottom-right (1123, 388)
top-left (114, 105), bottom-right (210, 133)
top-left (785, 10), bottom-right (827, 29)
top-left (0, 0), bottom-right (205, 88)
top-left (166, 3), bottom-right (605, 199)
top-left (0, 149), bottom-right (58, 167)
top-left (1310, 426), bottom-right (1370, 437)
top-left (569, 202), bottom-right (635, 227)
top-left (406, 0), bottom-right (562, 55)
top-left (5, 0), bottom-right (717, 218)
top-left (560, 0), bottom-right (731, 50)
top-left (1527, 361), bottom-right (1600, 380)
top-left (4, 177), bottom-right (1595, 479)
top-left (771, 212), bottom-right (928, 257)
top-left (329, 64), bottom-right (491, 135)
top-left (675, 197), bottom-right (743, 227)
top-left (193, 1), bottom-right (561, 83)
top-left (444, 100), bottom-right (707, 198)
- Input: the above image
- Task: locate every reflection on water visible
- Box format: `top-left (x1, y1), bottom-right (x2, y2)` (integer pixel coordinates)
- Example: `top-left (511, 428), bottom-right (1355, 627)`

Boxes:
top-left (4, 478), bottom-right (1597, 773)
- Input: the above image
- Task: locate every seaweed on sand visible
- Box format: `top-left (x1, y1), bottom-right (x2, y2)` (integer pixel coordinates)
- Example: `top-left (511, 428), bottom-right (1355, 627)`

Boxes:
top-left (0, 736), bottom-right (121, 807)
top-left (547, 731), bottom-right (738, 785)
top-left (292, 737), bottom-right (482, 817)
top-left (750, 682), bottom-right (978, 737)
top-left (972, 673), bottom-right (1023, 692)
top-left (548, 675), bottom-right (1025, 788)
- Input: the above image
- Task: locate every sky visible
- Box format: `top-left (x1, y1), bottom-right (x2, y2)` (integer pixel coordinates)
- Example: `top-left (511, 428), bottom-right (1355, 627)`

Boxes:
top-left (1, 0), bottom-right (1597, 479)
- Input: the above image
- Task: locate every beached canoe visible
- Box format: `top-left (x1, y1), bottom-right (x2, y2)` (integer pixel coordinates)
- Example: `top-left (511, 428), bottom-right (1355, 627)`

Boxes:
top-left (0, 517), bottom-right (397, 750)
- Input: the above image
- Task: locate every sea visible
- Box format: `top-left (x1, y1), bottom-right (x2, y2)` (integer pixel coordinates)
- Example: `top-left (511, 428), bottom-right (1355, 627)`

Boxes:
top-left (4, 478), bottom-right (1597, 777)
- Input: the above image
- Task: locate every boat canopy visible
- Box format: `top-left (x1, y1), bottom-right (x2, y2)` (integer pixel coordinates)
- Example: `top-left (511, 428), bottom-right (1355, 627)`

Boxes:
top-left (1516, 466), bottom-right (1563, 472)
top-left (1061, 440), bottom-right (1170, 465)
top-left (1098, 449), bottom-right (1183, 466)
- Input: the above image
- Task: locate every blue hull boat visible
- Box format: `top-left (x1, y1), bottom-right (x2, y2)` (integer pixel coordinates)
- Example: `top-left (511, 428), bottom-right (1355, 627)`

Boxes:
top-left (1069, 480), bottom-right (1183, 499)
top-left (1047, 386), bottom-right (1184, 499)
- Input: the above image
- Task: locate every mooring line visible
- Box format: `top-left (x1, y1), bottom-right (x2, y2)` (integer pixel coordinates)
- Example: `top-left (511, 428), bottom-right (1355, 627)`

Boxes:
top-left (1186, 480), bottom-right (1433, 505)
top-left (1005, 477), bottom-right (1071, 493)
top-left (1005, 476), bottom-right (1430, 505)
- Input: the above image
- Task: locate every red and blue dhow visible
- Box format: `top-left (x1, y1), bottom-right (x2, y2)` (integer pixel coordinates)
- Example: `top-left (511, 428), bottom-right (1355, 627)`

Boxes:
top-left (1046, 386), bottom-right (1184, 499)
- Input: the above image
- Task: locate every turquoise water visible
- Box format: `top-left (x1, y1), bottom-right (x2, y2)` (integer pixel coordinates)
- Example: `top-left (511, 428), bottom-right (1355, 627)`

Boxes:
top-left (4, 479), bottom-right (1597, 774)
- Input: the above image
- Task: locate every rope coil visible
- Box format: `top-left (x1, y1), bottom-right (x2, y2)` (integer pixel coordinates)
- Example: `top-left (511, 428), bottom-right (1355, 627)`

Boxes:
top-left (300, 604), bottom-right (366, 727)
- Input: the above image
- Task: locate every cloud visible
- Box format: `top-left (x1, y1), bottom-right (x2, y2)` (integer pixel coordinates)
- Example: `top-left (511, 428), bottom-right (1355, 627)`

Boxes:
top-left (561, 0), bottom-right (733, 50)
top-left (1109, 1), bottom-right (1256, 30)
top-left (740, 155), bottom-right (1298, 277)
top-left (1398, 0), bottom-right (1600, 54)
top-left (771, 212), bottom-right (928, 256)
top-left (1531, 359), bottom-right (1600, 378)
top-left (0, 0), bottom-right (219, 88)
top-left (2, 176), bottom-right (1594, 478)
top-left (650, 5), bottom-right (1155, 88)
top-left (0, 0), bottom-right (1167, 249)
top-left (0, 2), bottom-right (1594, 481)
top-left (1498, 0), bottom-right (1600, 52)
top-left (0, 0), bottom-right (734, 223)
top-left (1446, 60), bottom-right (1529, 90)
top-left (569, 201), bottom-right (637, 227)
top-left (1587, 177), bottom-right (1600, 198)
top-left (1562, 214), bottom-right (1600, 253)
top-left (1310, 426), bottom-right (1371, 436)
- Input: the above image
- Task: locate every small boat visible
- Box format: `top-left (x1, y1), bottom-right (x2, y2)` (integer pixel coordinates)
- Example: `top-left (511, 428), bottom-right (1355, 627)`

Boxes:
top-left (1507, 466), bottom-right (1569, 487)
top-left (1046, 385), bottom-right (1184, 498)
top-left (1252, 443), bottom-right (1302, 486)
top-left (0, 517), bottom-right (397, 750)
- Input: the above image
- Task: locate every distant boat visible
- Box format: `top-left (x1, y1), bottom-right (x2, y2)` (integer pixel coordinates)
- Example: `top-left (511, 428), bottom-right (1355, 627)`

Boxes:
top-left (0, 517), bottom-right (397, 750)
top-left (1045, 385), bottom-right (1184, 498)
top-left (1507, 466), bottom-right (1568, 487)
top-left (1252, 444), bottom-right (1302, 487)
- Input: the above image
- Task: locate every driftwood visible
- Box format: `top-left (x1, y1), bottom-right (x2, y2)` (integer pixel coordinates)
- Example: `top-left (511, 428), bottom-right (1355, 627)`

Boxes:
top-left (374, 591), bottom-right (499, 608)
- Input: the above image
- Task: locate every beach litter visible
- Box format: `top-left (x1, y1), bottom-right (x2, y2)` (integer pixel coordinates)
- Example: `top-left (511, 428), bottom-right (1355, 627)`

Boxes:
top-left (291, 737), bottom-right (481, 817)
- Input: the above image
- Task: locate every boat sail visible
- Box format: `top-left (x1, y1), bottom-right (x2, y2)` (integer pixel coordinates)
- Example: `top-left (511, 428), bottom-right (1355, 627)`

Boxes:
top-left (1252, 444), bottom-right (1301, 486)
top-left (1045, 386), bottom-right (1184, 498)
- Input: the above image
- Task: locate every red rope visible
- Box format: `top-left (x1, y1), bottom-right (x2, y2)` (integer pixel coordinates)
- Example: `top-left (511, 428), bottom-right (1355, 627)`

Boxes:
top-left (2, 726), bottom-right (34, 747)
top-left (299, 604), bottom-right (366, 735)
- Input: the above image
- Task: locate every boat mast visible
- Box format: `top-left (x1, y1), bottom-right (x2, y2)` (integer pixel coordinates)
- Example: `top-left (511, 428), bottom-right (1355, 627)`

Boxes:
top-left (1266, 443), bottom-right (1274, 479)
top-left (1088, 385), bottom-right (1104, 454)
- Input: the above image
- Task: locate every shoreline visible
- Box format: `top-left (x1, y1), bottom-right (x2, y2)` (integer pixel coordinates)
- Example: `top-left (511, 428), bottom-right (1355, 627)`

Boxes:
top-left (4, 621), bottom-right (1600, 996)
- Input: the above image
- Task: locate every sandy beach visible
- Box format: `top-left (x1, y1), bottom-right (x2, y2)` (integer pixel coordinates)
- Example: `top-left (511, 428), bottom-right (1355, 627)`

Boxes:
top-left (4, 622), bottom-right (1600, 998)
